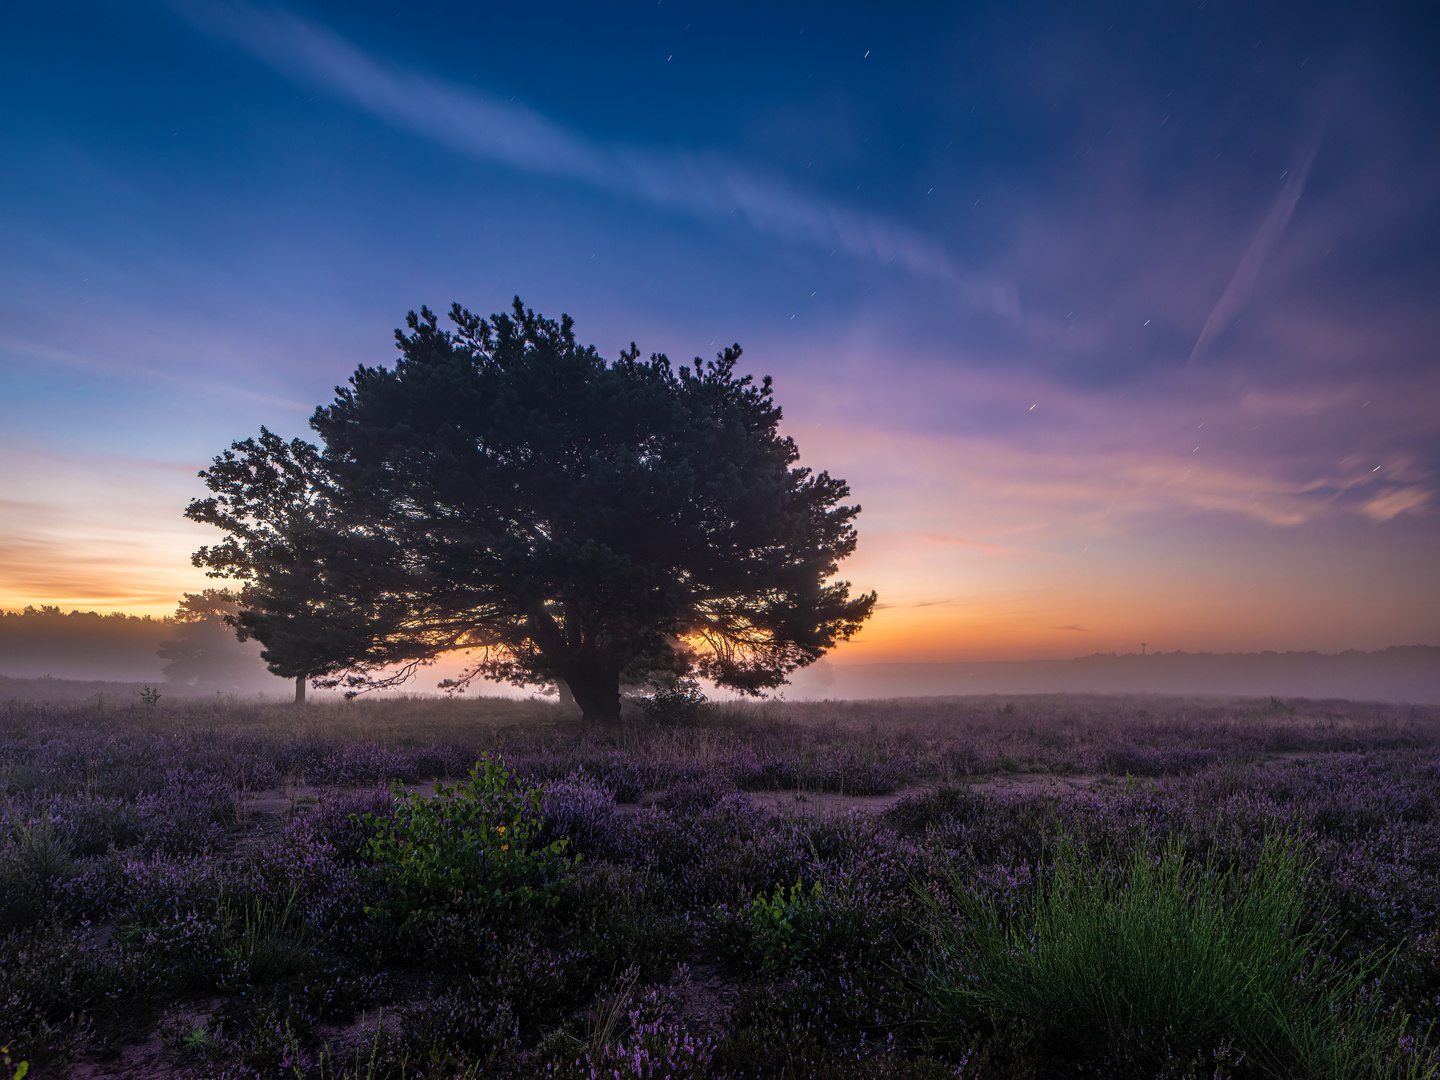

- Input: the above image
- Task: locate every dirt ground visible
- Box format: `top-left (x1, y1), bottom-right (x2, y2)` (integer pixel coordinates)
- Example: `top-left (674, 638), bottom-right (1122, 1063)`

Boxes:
top-left (238, 771), bottom-right (1111, 825)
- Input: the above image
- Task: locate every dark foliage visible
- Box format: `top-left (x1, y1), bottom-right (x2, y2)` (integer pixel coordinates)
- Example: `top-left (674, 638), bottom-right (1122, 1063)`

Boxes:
top-left (187, 299), bottom-right (875, 722)
top-left (184, 429), bottom-right (395, 703)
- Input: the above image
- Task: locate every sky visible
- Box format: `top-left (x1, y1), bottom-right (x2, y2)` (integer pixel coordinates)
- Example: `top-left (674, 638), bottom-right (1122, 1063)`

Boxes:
top-left (1, 0), bottom-right (1437, 665)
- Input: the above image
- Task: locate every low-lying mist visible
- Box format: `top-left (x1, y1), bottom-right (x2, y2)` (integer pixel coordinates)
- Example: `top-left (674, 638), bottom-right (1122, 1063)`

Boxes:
top-left (2, 606), bottom-right (1435, 704)
top-left (780, 647), bottom-right (1440, 704)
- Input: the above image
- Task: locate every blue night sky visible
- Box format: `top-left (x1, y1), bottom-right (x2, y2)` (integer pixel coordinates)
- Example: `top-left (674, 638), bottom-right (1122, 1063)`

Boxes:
top-left (2, 0), bottom-right (1437, 661)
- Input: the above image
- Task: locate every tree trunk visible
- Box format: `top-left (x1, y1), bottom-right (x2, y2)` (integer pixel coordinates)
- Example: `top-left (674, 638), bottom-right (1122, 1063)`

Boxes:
top-left (294, 674), bottom-right (307, 705)
top-left (555, 680), bottom-right (578, 712)
top-left (561, 664), bottom-right (621, 726)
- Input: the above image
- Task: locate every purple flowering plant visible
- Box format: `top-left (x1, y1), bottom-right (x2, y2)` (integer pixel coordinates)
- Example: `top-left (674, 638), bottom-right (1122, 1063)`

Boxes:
top-left (3, 693), bottom-right (1440, 1076)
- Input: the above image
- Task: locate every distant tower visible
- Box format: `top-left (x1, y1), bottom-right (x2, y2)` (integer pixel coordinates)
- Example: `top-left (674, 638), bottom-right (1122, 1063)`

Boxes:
top-left (1141, 642), bottom-right (1147, 656)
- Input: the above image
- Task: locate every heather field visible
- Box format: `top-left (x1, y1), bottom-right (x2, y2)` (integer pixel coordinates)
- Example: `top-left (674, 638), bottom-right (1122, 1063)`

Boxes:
top-left (2, 693), bottom-right (1440, 1079)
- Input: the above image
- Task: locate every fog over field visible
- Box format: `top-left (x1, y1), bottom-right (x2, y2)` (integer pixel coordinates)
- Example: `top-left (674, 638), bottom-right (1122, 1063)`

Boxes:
top-left (787, 647), bottom-right (1440, 704)
top-left (3, 607), bottom-right (1435, 704)
top-left (0, 607), bottom-right (289, 694)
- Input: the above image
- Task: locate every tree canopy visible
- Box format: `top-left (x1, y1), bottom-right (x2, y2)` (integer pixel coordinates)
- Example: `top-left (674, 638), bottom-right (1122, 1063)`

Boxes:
top-left (187, 299), bottom-right (875, 721)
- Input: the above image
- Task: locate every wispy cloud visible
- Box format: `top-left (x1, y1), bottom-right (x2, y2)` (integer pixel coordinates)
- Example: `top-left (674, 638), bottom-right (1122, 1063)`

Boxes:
top-left (792, 411), bottom-right (1428, 536)
top-left (872, 597), bottom-right (965, 611)
top-left (0, 332), bottom-right (312, 416)
top-left (1189, 130), bottom-right (1322, 363)
top-left (1362, 487), bottom-right (1432, 522)
top-left (910, 532), bottom-right (1016, 553)
top-left (170, 0), bottom-right (1015, 317)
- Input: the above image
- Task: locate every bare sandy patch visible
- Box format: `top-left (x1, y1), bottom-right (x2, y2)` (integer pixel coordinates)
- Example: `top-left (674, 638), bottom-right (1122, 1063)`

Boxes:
top-left (967, 772), bottom-right (1105, 798)
top-left (743, 786), bottom-right (931, 817)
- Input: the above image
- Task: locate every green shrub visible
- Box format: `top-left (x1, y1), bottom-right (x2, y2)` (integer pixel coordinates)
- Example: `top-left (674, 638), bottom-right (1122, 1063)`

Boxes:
top-left (358, 755), bottom-right (574, 928)
top-left (1, 1044), bottom-right (30, 1080)
top-left (922, 830), bottom-right (1419, 1078)
top-left (744, 877), bottom-right (824, 970)
top-left (639, 676), bottom-right (708, 725)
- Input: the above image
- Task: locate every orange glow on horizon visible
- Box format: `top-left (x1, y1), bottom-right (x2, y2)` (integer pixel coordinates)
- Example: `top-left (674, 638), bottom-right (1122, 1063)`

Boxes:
top-left (3, 413), bottom-right (1437, 659)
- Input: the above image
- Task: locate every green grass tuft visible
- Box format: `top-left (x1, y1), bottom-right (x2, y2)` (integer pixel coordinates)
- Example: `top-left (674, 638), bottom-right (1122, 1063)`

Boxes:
top-left (923, 830), bottom-right (1426, 1078)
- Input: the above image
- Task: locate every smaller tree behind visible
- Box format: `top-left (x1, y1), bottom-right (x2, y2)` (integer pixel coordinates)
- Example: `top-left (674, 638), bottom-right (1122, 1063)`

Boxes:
top-left (157, 590), bottom-right (267, 691)
top-left (185, 428), bottom-right (395, 703)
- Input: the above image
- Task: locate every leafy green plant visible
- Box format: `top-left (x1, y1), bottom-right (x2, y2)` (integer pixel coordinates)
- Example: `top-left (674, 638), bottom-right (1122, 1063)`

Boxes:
top-left (746, 877), bottom-right (823, 969)
top-left (922, 830), bottom-right (1416, 1077)
top-left (2, 1044), bottom-right (29, 1080)
top-left (358, 755), bottom-right (574, 927)
top-left (640, 676), bottom-right (708, 725)
top-left (162, 1021), bottom-right (219, 1061)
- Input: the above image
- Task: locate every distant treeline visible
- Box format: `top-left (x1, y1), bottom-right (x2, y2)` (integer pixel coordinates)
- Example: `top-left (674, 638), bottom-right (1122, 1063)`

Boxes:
top-left (1076, 647), bottom-right (1436, 662)
top-left (0, 605), bottom-right (174, 630)
top-left (0, 605), bottom-right (282, 690)
top-left (0, 607), bottom-right (176, 680)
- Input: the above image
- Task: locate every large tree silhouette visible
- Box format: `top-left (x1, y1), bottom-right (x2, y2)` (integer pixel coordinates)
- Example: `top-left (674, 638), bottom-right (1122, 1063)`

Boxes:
top-left (189, 299), bottom-right (875, 722)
